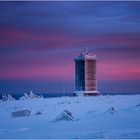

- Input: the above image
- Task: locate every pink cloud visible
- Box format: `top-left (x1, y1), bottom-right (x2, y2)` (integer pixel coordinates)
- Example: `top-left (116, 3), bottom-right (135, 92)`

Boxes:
top-left (1, 58), bottom-right (140, 81)
top-left (0, 28), bottom-right (85, 49)
top-left (1, 28), bottom-right (140, 82)
top-left (98, 60), bottom-right (140, 80)
top-left (87, 33), bottom-right (140, 48)
top-left (1, 28), bottom-right (140, 52)
top-left (0, 63), bottom-right (74, 81)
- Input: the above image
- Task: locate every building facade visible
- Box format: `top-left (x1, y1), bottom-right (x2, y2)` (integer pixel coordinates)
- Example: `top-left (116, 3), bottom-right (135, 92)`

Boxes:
top-left (74, 52), bottom-right (100, 96)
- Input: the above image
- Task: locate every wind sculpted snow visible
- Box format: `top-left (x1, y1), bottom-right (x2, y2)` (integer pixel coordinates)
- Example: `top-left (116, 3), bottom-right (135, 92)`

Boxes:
top-left (0, 95), bottom-right (140, 138)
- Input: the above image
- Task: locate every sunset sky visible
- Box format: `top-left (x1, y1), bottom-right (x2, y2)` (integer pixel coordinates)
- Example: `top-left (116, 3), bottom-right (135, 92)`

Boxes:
top-left (0, 1), bottom-right (140, 94)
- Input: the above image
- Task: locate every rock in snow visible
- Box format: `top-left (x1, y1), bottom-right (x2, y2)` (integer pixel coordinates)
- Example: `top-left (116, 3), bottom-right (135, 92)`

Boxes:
top-left (53, 110), bottom-right (74, 121)
top-left (35, 111), bottom-right (42, 115)
top-left (12, 109), bottom-right (31, 118)
top-left (104, 107), bottom-right (116, 114)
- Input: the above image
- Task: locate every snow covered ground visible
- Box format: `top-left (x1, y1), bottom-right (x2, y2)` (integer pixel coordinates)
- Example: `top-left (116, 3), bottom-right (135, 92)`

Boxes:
top-left (0, 95), bottom-right (140, 139)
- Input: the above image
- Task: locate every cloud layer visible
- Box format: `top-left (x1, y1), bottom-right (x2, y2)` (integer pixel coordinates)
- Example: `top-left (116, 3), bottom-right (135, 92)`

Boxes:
top-left (0, 1), bottom-right (140, 93)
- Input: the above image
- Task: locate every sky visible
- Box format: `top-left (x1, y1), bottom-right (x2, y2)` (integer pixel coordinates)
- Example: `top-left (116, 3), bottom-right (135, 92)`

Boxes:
top-left (0, 1), bottom-right (140, 94)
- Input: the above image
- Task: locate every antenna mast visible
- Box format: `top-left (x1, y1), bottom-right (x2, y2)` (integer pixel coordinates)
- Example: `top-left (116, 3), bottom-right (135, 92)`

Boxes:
top-left (85, 47), bottom-right (88, 54)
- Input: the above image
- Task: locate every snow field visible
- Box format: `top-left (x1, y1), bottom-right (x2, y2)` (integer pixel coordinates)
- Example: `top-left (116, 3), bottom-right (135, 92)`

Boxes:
top-left (0, 95), bottom-right (140, 138)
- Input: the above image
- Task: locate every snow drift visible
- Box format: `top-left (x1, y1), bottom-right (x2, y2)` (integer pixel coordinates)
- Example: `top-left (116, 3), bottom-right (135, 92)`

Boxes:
top-left (0, 95), bottom-right (140, 139)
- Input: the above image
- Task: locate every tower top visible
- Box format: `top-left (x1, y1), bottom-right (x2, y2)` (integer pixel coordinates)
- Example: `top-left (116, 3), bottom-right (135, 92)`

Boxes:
top-left (74, 51), bottom-right (97, 61)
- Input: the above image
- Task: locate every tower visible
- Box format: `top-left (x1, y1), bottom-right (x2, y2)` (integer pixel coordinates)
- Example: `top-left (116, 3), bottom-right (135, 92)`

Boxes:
top-left (73, 51), bottom-right (100, 96)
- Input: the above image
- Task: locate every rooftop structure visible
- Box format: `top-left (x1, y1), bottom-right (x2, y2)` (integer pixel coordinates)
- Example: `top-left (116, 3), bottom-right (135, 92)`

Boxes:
top-left (73, 51), bottom-right (100, 96)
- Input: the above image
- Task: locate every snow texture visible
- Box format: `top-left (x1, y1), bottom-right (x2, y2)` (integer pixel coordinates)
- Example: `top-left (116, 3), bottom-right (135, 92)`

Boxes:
top-left (19, 91), bottom-right (43, 100)
top-left (0, 95), bottom-right (140, 139)
top-left (1, 94), bottom-right (15, 101)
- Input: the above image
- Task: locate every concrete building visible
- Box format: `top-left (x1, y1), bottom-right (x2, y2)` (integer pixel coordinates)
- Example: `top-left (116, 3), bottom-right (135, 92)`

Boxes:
top-left (73, 51), bottom-right (100, 96)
